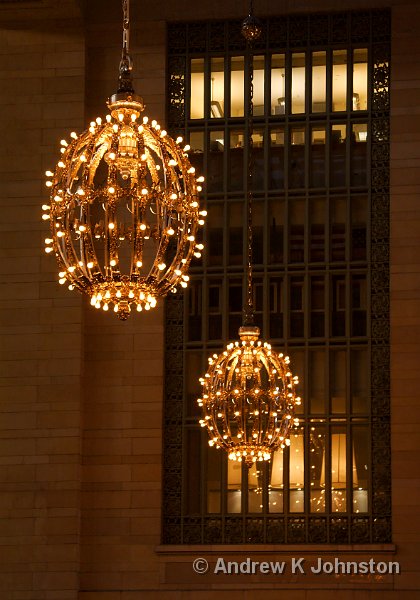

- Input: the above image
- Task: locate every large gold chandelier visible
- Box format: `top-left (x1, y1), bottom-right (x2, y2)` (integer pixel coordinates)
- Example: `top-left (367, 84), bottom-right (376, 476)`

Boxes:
top-left (43, 0), bottom-right (205, 320)
top-left (198, 7), bottom-right (300, 466)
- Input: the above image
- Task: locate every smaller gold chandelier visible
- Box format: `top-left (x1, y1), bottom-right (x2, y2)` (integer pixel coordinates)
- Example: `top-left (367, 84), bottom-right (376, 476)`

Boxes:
top-left (43, 0), bottom-right (205, 320)
top-left (198, 326), bottom-right (300, 466)
top-left (197, 4), bottom-right (300, 466)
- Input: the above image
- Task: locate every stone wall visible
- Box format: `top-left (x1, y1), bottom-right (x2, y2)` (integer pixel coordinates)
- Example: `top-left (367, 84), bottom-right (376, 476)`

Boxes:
top-left (0, 2), bottom-right (84, 599)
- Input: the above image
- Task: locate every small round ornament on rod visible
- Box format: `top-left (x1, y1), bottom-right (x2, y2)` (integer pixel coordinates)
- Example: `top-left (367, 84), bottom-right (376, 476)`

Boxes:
top-left (43, 0), bottom-right (205, 320)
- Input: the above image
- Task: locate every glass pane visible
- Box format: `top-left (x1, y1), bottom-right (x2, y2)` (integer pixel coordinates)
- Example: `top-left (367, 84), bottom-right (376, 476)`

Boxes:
top-left (229, 280), bottom-right (243, 338)
top-left (269, 450), bottom-right (284, 512)
top-left (269, 128), bottom-right (284, 189)
top-left (312, 51), bottom-right (326, 112)
top-left (206, 445), bottom-right (222, 513)
top-left (252, 201), bottom-right (264, 264)
top-left (187, 280), bottom-right (202, 342)
top-left (331, 197), bottom-right (346, 261)
top-left (332, 50), bottom-right (347, 111)
top-left (351, 275), bottom-right (367, 336)
top-left (207, 203), bottom-right (224, 267)
top-left (208, 280), bottom-right (222, 340)
top-left (310, 198), bottom-right (325, 263)
top-left (351, 124), bottom-right (368, 186)
top-left (309, 350), bottom-right (325, 414)
top-left (352, 427), bottom-right (369, 513)
top-left (253, 277), bottom-right (264, 332)
top-left (310, 127), bottom-right (326, 188)
top-left (292, 52), bottom-right (305, 114)
top-left (252, 129), bottom-right (265, 190)
top-left (231, 56), bottom-right (244, 117)
top-left (330, 124), bottom-right (347, 187)
top-left (290, 277), bottom-right (304, 338)
top-left (190, 58), bottom-right (204, 119)
top-left (248, 462), bottom-right (264, 512)
top-left (310, 425), bottom-right (326, 512)
top-left (227, 460), bottom-right (242, 513)
top-left (351, 348), bottom-right (369, 413)
top-left (253, 55), bottom-right (265, 116)
top-left (289, 199), bottom-right (305, 262)
top-left (208, 283), bottom-right (221, 313)
top-left (269, 276), bottom-right (283, 339)
top-left (271, 54), bottom-right (286, 115)
top-left (310, 276), bottom-right (325, 338)
top-left (189, 131), bottom-right (204, 177)
top-left (288, 349), bottom-right (304, 414)
top-left (269, 199), bottom-right (284, 264)
top-left (208, 131), bottom-right (224, 193)
top-left (331, 349), bottom-right (346, 413)
top-left (289, 430), bottom-right (304, 512)
top-left (185, 429), bottom-right (201, 513)
top-left (186, 350), bottom-right (202, 416)
top-left (211, 57), bottom-right (224, 118)
top-left (351, 196), bottom-right (367, 261)
top-left (332, 275), bottom-right (346, 336)
top-left (353, 48), bottom-right (368, 111)
top-left (228, 203), bottom-right (243, 265)
top-left (229, 129), bottom-right (244, 191)
top-left (331, 428), bottom-right (347, 512)
top-left (289, 127), bottom-right (305, 188)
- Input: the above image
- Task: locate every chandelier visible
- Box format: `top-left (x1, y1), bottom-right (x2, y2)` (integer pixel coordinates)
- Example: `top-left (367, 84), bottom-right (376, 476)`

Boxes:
top-left (198, 6), bottom-right (301, 466)
top-left (43, 0), bottom-right (205, 320)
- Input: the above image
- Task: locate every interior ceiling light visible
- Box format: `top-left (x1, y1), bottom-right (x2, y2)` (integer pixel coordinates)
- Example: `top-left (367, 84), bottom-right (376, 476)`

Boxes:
top-left (198, 3), bottom-right (300, 466)
top-left (43, 0), bottom-right (205, 320)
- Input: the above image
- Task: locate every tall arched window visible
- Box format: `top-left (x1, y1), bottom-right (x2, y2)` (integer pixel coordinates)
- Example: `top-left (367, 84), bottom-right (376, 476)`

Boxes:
top-left (163, 10), bottom-right (391, 544)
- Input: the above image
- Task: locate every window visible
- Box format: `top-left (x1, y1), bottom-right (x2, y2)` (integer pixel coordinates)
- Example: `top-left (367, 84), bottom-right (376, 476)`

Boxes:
top-left (164, 11), bottom-right (390, 545)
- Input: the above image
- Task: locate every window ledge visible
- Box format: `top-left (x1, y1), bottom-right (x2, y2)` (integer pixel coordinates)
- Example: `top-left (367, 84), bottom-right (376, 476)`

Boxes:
top-left (156, 543), bottom-right (396, 555)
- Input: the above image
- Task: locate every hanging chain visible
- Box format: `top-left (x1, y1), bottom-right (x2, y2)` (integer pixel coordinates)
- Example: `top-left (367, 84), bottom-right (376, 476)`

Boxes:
top-left (244, 45), bottom-right (255, 326)
top-left (117, 0), bottom-right (135, 94)
top-left (240, 2), bottom-right (261, 326)
top-left (122, 0), bottom-right (130, 57)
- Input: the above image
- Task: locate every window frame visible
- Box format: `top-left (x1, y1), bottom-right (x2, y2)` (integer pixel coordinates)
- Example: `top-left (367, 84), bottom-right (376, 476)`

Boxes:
top-left (163, 10), bottom-right (391, 545)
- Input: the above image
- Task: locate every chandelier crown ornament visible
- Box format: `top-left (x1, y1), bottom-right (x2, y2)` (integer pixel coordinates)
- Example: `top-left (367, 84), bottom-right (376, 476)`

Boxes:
top-left (198, 0), bottom-right (300, 466)
top-left (43, 0), bottom-right (205, 320)
top-left (241, 0), bottom-right (262, 42)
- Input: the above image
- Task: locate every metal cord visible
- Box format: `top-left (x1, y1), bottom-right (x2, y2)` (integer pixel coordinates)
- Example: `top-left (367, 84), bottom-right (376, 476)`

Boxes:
top-left (118, 0), bottom-right (135, 94)
top-left (243, 44), bottom-right (255, 327)
top-left (122, 0), bottom-right (130, 56)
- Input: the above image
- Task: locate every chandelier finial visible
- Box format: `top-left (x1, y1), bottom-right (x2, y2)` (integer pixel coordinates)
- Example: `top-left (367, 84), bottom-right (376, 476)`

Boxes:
top-left (241, 0), bottom-right (262, 42)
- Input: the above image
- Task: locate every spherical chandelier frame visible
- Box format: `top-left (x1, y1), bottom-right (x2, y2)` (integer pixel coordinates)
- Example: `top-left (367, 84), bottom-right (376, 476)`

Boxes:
top-left (43, 0), bottom-right (205, 320)
top-left (198, 326), bottom-right (301, 466)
